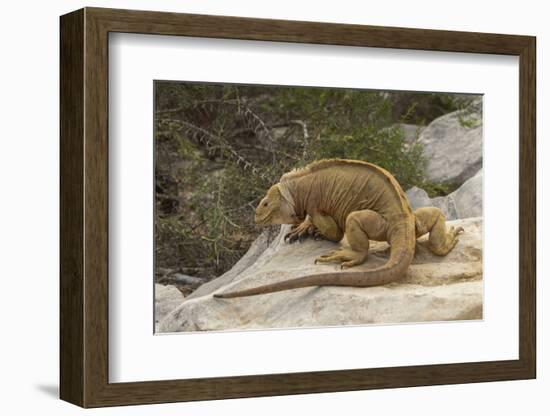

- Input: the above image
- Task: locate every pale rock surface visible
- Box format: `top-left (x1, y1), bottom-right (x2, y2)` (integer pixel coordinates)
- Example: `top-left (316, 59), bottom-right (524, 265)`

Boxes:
top-left (395, 123), bottom-right (425, 143)
top-left (451, 170), bottom-right (483, 219)
top-left (158, 217), bottom-right (483, 333)
top-left (154, 284), bottom-right (184, 330)
top-left (419, 99), bottom-right (482, 184)
top-left (406, 170), bottom-right (482, 220)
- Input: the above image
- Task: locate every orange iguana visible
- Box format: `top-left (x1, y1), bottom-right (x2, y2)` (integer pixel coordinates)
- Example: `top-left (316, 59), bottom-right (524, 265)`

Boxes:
top-left (214, 159), bottom-right (463, 299)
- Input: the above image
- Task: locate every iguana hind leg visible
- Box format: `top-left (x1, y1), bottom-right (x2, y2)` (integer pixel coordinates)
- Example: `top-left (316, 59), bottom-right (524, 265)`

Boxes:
top-left (414, 207), bottom-right (463, 256)
top-left (315, 210), bottom-right (387, 269)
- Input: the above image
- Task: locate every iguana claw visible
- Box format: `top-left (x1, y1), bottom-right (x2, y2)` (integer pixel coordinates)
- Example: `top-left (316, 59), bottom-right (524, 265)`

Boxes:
top-left (284, 221), bottom-right (317, 244)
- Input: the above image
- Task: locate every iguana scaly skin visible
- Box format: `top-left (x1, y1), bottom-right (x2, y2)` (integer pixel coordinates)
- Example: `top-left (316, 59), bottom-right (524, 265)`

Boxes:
top-left (214, 159), bottom-right (463, 299)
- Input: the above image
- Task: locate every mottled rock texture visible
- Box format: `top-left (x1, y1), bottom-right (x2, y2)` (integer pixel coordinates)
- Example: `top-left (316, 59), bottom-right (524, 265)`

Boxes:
top-left (406, 170), bottom-right (482, 220)
top-left (154, 284), bottom-right (184, 330)
top-left (418, 99), bottom-right (482, 184)
top-left (158, 217), bottom-right (482, 333)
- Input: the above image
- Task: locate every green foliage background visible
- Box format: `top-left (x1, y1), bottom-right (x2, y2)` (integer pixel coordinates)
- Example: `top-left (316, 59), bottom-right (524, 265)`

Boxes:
top-left (154, 82), bottom-right (470, 283)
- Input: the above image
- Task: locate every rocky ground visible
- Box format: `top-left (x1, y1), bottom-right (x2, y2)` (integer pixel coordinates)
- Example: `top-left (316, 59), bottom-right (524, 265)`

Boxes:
top-left (416, 98), bottom-right (482, 185)
top-left (402, 97), bottom-right (482, 220)
top-left (157, 217), bottom-right (482, 332)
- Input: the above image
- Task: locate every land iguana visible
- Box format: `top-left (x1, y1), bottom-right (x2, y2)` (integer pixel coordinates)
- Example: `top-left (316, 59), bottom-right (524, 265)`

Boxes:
top-left (214, 159), bottom-right (463, 299)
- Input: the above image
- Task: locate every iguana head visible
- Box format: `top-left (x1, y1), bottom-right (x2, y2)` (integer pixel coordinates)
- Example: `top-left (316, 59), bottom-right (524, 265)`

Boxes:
top-left (255, 184), bottom-right (298, 225)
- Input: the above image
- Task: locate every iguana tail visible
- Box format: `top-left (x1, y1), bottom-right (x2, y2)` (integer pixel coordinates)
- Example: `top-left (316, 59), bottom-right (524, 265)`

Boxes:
top-left (213, 223), bottom-right (415, 299)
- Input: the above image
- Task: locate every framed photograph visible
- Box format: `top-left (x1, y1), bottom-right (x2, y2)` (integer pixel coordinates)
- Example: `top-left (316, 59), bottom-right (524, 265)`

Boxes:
top-left (60, 7), bottom-right (536, 407)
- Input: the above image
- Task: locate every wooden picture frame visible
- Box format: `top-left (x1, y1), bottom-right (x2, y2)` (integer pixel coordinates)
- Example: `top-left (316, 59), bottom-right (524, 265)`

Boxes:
top-left (60, 7), bottom-right (536, 408)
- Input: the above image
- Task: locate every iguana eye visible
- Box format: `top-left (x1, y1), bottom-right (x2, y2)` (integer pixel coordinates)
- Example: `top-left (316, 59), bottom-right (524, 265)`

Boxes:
top-left (263, 202), bottom-right (268, 207)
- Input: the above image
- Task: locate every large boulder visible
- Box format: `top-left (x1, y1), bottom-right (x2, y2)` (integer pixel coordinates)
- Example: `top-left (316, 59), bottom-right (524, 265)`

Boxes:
top-left (419, 99), bottom-right (482, 184)
top-left (451, 170), bottom-right (483, 219)
top-left (406, 169), bottom-right (482, 220)
top-left (158, 217), bottom-right (482, 333)
top-left (406, 186), bottom-right (458, 220)
top-left (155, 284), bottom-right (184, 330)
top-left (395, 123), bottom-right (424, 144)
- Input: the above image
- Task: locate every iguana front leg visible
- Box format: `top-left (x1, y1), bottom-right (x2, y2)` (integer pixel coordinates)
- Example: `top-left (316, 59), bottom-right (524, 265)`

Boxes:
top-left (284, 213), bottom-right (343, 243)
top-left (311, 213), bottom-right (344, 242)
top-left (284, 215), bottom-right (319, 243)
